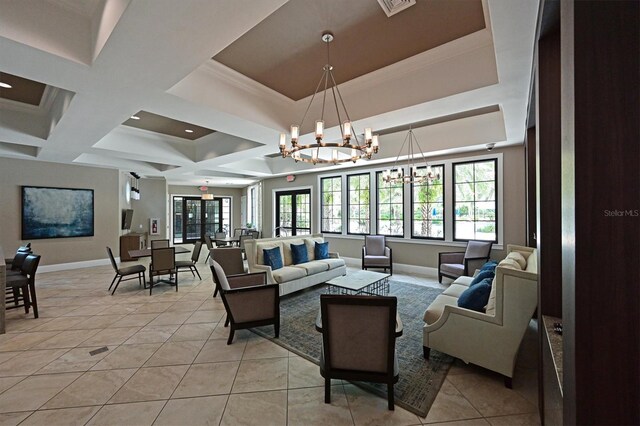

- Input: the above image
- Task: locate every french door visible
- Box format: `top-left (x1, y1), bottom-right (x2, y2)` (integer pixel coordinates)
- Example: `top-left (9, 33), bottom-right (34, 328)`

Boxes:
top-left (173, 196), bottom-right (230, 244)
top-left (275, 189), bottom-right (311, 236)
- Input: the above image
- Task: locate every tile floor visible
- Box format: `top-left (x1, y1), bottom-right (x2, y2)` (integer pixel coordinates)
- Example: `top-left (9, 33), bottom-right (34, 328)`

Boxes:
top-left (0, 254), bottom-right (540, 425)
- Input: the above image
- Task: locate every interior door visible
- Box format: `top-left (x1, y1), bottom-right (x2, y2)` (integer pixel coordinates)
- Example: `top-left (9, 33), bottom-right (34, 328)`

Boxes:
top-left (275, 189), bottom-right (311, 236)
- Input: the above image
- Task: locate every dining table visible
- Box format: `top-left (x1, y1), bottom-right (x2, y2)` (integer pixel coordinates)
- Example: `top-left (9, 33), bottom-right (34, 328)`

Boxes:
top-left (128, 246), bottom-right (190, 259)
top-left (213, 236), bottom-right (240, 247)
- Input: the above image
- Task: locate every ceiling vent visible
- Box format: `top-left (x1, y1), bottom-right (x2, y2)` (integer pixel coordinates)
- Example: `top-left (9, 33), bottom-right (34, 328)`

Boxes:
top-left (377, 0), bottom-right (416, 17)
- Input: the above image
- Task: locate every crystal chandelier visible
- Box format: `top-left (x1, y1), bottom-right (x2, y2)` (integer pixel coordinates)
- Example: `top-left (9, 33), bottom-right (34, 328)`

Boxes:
top-left (279, 32), bottom-right (379, 165)
top-left (382, 127), bottom-right (440, 184)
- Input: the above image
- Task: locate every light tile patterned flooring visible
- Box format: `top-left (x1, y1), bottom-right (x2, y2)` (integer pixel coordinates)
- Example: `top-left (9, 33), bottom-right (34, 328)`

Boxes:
top-left (0, 255), bottom-right (540, 425)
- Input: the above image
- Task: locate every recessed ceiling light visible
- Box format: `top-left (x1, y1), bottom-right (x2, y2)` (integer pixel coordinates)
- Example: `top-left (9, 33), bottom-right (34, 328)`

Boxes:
top-left (0, 82), bottom-right (12, 89)
top-left (130, 115), bottom-right (140, 120)
top-left (185, 129), bottom-right (194, 133)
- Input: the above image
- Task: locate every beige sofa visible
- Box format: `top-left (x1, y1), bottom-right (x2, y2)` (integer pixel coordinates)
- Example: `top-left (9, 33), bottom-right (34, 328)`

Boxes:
top-left (423, 244), bottom-right (538, 386)
top-left (244, 234), bottom-right (346, 296)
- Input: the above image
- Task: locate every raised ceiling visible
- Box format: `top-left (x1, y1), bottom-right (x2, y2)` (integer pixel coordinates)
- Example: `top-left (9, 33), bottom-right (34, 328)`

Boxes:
top-left (123, 111), bottom-right (216, 141)
top-left (214, 0), bottom-right (486, 100)
top-left (0, 0), bottom-right (540, 187)
top-left (0, 72), bottom-right (46, 106)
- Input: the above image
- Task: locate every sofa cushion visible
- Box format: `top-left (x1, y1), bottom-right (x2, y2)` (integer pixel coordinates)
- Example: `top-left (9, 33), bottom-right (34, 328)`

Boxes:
top-left (469, 269), bottom-right (495, 286)
top-left (423, 294), bottom-right (459, 325)
top-left (440, 263), bottom-right (464, 276)
top-left (498, 258), bottom-right (521, 270)
top-left (442, 283), bottom-right (469, 298)
top-left (263, 247), bottom-right (283, 271)
top-left (272, 266), bottom-right (307, 284)
top-left (452, 276), bottom-right (474, 287)
top-left (292, 260), bottom-right (328, 275)
top-left (318, 258), bottom-right (346, 270)
top-left (458, 278), bottom-right (492, 312)
top-left (290, 243), bottom-right (309, 265)
top-left (315, 242), bottom-right (330, 260)
top-left (282, 239), bottom-right (305, 266)
top-left (480, 260), bottom-right (498, 272)
top-left (304, 237), bottom-right (324, 261)
top-left (506, 251), bottom-right (527, 269)
top-left (256, 241), bottom-right (284, 265)
top-left (363, 255), bottom-right (390, 266)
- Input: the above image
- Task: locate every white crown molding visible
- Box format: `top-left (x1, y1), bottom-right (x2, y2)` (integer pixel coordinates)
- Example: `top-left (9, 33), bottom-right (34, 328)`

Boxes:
top-left (201, 60), bottom-right (296, 107)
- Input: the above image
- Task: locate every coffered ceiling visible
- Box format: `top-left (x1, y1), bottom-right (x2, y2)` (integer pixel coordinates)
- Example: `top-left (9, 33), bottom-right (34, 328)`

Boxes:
top-left (0, 0), bottom-right (539, 187)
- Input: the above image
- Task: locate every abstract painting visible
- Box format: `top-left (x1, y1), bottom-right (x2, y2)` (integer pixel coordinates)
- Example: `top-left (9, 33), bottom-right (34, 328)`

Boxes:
top-left (22, 186), bottom-right (94, 239)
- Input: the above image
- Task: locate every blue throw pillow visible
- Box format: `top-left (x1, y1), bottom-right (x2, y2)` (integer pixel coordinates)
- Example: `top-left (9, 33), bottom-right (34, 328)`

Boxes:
top-left (480, 261), bottom-right (498, 272)
top-left (458, 278), bottom-right (492, 312)
top-left (315, 241), bottom-right (329, 260)
top-left (291, 243), bottom-right (308, 264)
top-left (469, 269), bottom-right (495, 287)
top-left (263, 247), bottom-right (283, 271)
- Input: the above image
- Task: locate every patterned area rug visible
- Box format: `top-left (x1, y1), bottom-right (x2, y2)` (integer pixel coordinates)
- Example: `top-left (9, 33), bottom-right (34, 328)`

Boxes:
top-left (253, 280), bottom-right (454, 417)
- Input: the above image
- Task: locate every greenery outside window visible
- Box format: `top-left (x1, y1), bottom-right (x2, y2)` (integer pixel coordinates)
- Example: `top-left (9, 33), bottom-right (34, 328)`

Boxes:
top-left (376, 171), bottom-right (404, 237)
top-left (347, 173), bottom-right (370, 234)
top-left (321, 176), bottom-right (342, 233)
top-left (411, 165), bottom-right (445, 239)
top-left (453, 159), bottom-right (497, 241)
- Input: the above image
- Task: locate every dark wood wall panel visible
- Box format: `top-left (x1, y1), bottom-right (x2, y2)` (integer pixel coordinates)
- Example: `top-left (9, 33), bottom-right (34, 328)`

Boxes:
top-left (526, 126), bottom-right (536, 248)
top-left (561, 1), bottom-right (640, 424)
top-left (536, 28), bottom-right (562, 319)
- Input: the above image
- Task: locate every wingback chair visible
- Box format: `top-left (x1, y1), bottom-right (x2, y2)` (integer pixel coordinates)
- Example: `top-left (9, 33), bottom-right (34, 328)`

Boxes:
top-left (438, 240), bottom-right (493, 282)
top-left (209, 259), bottom-right (279, 344)
top-left (316, 294), bottom-right (400, 410)
top-left (362, 235), bottom-right (393, 274)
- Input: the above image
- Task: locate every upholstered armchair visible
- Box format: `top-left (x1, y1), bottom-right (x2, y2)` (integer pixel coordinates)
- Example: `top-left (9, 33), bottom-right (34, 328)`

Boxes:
top-left (438, 240), bottom-right (493, 282)
top-left (210, 247), bottom-right (246, 297)
top-left (209, 259), bottom-right (279, 344)
top-left (316, 294), bottom-right (401, 410)
top-left (362, 235), bottom-right (393, 274)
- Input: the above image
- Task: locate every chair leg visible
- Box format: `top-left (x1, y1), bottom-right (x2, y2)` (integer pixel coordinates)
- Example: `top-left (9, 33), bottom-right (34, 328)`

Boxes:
top-left (193, 266), bottom-right (201, 280)
top-left (227, 327), bottom-right (235, 345)
top-left (213, 286), bottom-right (219, 298)
top-left (28, 283), bottom-right (38, 319)
top-left (108, 274), bottom-right (118, 291)
top-left (149, 276), bottom-right (154, 295)
top-left (22, 285), bottom-right (31, 314)
top-left (12, 287), bottom-right (19, 306)
top-left (142, 273), bottom-right (147, 289)
top-left (423, 346), bottom-right (431, 359)
top-left (111, 276), bottom-right (123, 296)
top-left (205, 252), bottom-right (210, 263)
top-left (174, 271), bottom-right (178, 292)
top-left (274, 321), bottom-right (280, 338)
top-left (325, 379), bottom-right (331, 403)
top-left (438, 273), bottom-right (442, 283)
top-left (387, 383), bottom-right (395, 410)
top-left (224, 315), bottom-right (230, 327)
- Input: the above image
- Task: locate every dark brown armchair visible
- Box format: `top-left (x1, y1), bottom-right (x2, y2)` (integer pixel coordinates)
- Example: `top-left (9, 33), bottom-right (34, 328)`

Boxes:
top-left (316, 294), bottom-right (400, 410)
top-left (209, 259), bottom-right (279, 345)
top-left (438, 240), bottom-right (493, 282)
top-left (210, 247), bottom-right (245, 298)
top-left (362, 235), bottom-right (393, 274)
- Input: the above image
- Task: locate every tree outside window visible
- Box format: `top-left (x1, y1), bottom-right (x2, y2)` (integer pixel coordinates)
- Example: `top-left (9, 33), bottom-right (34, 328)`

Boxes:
top-left (412, 165), bottom-right (444, 239)
top-left (453, 159), bottom-right (497, 241)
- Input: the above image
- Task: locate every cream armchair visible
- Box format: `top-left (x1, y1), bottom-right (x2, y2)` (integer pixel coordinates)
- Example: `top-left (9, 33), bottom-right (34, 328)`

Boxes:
top-left (423, 245), bottom-right (538, 387)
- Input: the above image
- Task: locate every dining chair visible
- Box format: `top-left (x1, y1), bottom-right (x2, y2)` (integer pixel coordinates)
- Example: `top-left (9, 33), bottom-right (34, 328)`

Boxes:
top-left (317, 294), bottom-right (399, 410)
top-left (149, 247), bottom-right (177, 295)
top-left (151, 239), bottom-right (170, 249)
top-left (106, 247), bottom-right (146, 295)
top-left (203, 235), bottom-right (214, 262)
top-left (4, 244), bottom-right (32, 270)
top-left (215, 232), bottom-right (228, 247)
top-left (5, 254), bottom-right (41, 318)
top-left (176, 241), bottom-right (203, 280)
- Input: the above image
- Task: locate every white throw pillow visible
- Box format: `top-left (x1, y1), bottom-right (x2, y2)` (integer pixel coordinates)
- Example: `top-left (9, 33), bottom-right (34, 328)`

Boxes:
top-left (506, 251), bottom-right (527, 269)
top-left (498, 258), bottom-right (522, 270)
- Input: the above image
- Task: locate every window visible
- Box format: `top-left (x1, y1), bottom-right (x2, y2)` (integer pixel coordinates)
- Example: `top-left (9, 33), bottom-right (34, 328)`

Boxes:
top-left (321, 177), bottom-right (342, 233)
top-left (347, 173), bottom-right (370, 234)
top-left (275, 189), bottom-right (311, 236)
top-left (453, 159), bottom-right (497, 241)
top-left (376, 171), bottom-right (404, 237)
top-left (411, 165), bottom-right (445, 239)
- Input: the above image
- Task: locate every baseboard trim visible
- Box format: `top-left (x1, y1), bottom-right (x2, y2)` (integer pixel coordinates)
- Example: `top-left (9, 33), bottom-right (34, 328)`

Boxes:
top-left (39, 258), bottom-right (113, 273)
top-left (340, 256), bottom-right (439, 278)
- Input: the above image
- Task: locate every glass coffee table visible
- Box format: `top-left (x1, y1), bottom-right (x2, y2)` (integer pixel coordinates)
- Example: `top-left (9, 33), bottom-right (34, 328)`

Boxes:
top-left (325, 270), bottom-right (391, 296)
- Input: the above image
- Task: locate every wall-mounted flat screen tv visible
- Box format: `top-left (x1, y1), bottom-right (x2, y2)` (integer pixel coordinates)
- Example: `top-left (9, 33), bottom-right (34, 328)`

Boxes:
top-left (21, 186), bottom-right (94, 239)
top-left (122, 209), bottom-right (134, 230)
